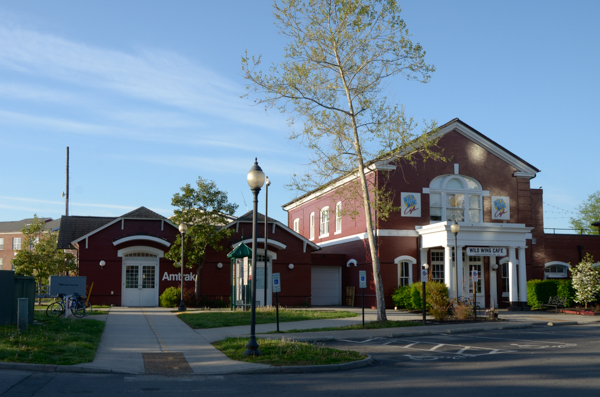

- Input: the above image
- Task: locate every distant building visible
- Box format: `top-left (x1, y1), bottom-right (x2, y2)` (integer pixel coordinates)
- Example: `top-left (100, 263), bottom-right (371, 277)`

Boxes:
top-left (0, 217), bottom-right (60, 271)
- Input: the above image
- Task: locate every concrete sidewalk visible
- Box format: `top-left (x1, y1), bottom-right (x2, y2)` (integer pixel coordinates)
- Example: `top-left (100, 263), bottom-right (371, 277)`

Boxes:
top-left (2, 306), bottom-right (599, 375)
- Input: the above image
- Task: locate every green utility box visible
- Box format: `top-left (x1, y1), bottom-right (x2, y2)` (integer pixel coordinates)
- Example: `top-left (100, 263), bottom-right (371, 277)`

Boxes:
top-left (12, 276), bottom-right (35, 325)
top-left (0, 271), bottom-right (15, 325)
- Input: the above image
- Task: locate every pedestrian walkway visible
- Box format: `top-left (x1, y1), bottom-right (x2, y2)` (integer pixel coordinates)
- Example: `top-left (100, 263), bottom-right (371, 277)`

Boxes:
top-left (2, 306), bottom-right (598, 375)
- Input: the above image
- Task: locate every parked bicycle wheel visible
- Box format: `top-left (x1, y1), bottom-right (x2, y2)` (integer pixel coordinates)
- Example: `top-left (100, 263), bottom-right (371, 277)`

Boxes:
top-left (46, 301), bottom-right (64, 318)
top-left (84, 300), bottom-right (92, 315)
top-left (70, 300), bottom-right (87, 318)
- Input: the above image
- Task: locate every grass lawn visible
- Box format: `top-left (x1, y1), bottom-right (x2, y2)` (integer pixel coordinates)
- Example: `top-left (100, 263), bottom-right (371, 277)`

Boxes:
top-left (266, 319), bottom-right (425, 333)
top-left (0, 311), bottom-right (105, 365)
top-left (178, 308), bottom-right (358, 329)
top-left (213, 337), bottom-right (366, 366)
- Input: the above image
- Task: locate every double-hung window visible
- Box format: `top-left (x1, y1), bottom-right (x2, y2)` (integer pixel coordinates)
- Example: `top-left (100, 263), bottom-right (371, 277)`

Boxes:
top-left (309, 212), bottom-right (315, 240)
top-left (335, 202), bottom-right (342, 233)
top-left (0, 238), bottom-right (3, 250)
top-left (320, 207), bottom-right (329, 237)
top-left (12, 238), bottom-right (21, 251)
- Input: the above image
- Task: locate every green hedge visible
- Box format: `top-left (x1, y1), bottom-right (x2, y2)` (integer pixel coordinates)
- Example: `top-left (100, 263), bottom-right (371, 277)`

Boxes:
top-left (392, 282), bottom-right (448, 311)
top-left (527, 279), bottom-right (575, 309)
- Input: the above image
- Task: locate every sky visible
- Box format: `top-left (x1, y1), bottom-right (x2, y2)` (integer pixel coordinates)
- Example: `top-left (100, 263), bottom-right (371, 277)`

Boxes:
top-left (0, 0), bottom-right (598, 232)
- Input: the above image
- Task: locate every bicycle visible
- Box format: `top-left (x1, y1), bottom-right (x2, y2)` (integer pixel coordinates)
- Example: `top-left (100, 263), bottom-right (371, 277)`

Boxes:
top-left (45, 293), bottom-right (90, 318)
top-left (46, 293), bottom-right (66, 317)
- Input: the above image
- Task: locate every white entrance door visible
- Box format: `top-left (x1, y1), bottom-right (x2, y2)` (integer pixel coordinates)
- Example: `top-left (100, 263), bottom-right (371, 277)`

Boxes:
top-left (311, 266), bottom-right (341, 305)
top-left (122, 259), bottom-right (158, 307)
top-left (464, 255), bottom-right (485, 303)
top-left (255, 260), bottom-right (272, 307)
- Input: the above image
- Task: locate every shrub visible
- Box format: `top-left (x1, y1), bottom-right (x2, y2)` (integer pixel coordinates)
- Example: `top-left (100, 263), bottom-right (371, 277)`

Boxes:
top-left (426, 281), bottom-right (452, 322)
top-left (556, 279), bottom-right (576, 307)
top-left (527, 279), bottom-right (577, 309)
top-left (453, 301), bottom-right (473, 320)
top-left (410, 283), bottom-right (424, 311)
top-left (392, 285), bottom-right (413, 309)
top-left (527, 279), bottom-right (557, 309)
top-left (159, 286), bottom-right (181, 307)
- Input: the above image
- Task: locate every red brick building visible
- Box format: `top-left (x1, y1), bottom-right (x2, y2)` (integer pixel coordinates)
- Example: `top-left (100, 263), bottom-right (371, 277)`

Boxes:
top-left (57, 207), bottom-right (319, 307)
top-left (283, 119), bottom-right (600, 310)
top-left (0, 217), bottom-right (61, 271)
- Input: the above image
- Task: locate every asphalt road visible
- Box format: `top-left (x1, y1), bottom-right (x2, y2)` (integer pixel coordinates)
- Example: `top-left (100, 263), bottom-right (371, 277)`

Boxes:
top-left (2, 323), bottom-right (600, 397)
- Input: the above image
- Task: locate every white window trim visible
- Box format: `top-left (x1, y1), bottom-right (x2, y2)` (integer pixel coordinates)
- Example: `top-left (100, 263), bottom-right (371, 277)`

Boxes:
top-left (429, 249), bottom-right (445, 283)
top-left (320, 207), bottom-right (330, 237)
top-left (429, 174), bottom-right (485, 224)
top-left (335, 202), bottom-right (342, 234)
top-left (394, 255), bottom-right (416, 287)
top-left (0, 237), bottom-right (4, 250)
top-left (544, 261), bottom-right (570, 279)
top-left (12, 237), bottom-right (21, 251)
top-left (309, 212), bottom-right (315, 240)
top-left (293, 218), bottom-right (300, 234)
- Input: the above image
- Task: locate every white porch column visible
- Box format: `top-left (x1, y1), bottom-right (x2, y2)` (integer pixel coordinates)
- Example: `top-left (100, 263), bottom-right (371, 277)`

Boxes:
top-left (444, 246), bottom-right (454, 297)
top-left (518, 246), bottom-right (528, 304)
top-left (420, 248), bottom-right (428, 270)
top-left (456, 245), bottom-right (464, 298)
top-left (489, 256), bottom-right (498, 308)
top-left (508, 247), bottom-right (518, 304)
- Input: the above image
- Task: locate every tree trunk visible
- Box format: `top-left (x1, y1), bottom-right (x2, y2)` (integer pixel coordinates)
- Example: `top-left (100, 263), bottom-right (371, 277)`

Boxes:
top-left (335, 48), bottom-right (387, 322)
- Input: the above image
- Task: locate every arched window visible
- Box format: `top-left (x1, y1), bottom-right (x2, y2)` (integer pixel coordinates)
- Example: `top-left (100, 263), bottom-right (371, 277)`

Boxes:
top-left (429, 174), bottom-right (483, 223)
top-left (320, 207), bottom-right (330, 237)
top-left (394, 255), bottom-right (416, 287)
top-left (544, 261), bottom-right (570, 279)
top-left (293, 218), bottom-right (299, 233)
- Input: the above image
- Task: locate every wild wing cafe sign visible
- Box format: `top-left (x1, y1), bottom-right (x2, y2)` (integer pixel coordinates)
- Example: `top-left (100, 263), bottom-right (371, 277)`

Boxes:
top-left (466, 247), bottom-right (507, 257)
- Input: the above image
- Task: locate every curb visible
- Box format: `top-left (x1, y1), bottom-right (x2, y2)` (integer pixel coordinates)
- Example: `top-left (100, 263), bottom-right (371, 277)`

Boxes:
top-left (235, 355), bottom-right (374, 374)
top-left (0, 361), bottom-right (131, 374)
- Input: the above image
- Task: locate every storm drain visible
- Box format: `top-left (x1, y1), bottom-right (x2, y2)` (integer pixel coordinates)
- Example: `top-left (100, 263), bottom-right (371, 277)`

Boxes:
top-left (142, 352), bottom-right (193, 374)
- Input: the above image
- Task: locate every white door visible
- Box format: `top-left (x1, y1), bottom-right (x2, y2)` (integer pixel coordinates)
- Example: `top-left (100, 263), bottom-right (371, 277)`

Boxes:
top-left (255, 260), bottom-right (272, 307)
top-left (464, 255), bottom-right (485, 303)
top-left (311, 266), bottom-right (341, 305)
top-left (122, 259), bottom-right (158, 307)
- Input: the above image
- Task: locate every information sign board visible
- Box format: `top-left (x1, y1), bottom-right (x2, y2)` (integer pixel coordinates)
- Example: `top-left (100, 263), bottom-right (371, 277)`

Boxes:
top-left (472, 270), bottom-right (479, 282)
top-left (49, 276), bottom-right (87, 297)
top-left (243, 257), bottom-right (249, 285)
top-left (272, 273), bottom-right (281, 293)
top-left (421, 269), bottom-right (428, 283)
top-left (359, 271), bottom-right (367, 289)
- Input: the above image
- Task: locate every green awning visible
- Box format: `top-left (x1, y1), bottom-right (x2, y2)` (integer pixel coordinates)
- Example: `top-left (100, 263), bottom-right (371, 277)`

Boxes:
top-left (227, 242), bottom-right (252, 258)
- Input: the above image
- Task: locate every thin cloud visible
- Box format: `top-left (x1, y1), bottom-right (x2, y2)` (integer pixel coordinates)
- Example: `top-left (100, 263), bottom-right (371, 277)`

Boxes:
top-left (0, 24), bottom-right (286, 132)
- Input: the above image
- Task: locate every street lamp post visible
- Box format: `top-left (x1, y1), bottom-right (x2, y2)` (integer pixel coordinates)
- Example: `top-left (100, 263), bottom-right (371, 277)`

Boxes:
top-left (264, 176), bottom-right (270, 307)
top-left (178, 222), bottom-right (188, 312)
top-left (451, 220), bottom-right (460, 300)
top-left (245, 158), bottom-right (265, 356)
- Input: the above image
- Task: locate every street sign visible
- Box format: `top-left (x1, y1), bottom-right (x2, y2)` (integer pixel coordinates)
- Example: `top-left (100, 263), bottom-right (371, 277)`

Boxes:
top-left (272, 273), bottom-right (281, 293)
top-left (359, 270), bottom-right (367, 289)
top-left (472, 270), bottom-right (479, 282)
top-left (421, 269), bottom-right (428, 283)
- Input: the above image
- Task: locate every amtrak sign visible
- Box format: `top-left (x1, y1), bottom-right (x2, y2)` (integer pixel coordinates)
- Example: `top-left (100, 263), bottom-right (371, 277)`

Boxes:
top-left (466, 247), bottom-right (507, 257)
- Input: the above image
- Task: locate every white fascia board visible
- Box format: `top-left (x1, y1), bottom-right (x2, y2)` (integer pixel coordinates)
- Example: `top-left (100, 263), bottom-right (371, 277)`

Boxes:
top-left (282, 162), bottom-right (395, 212)
top-left (233, 238), bottom-right (287, 250)
top-left (417, 221), bottom-right (534, 249)
top-left (113, 235), bottom-right (171, 247)
top-left (439, 121), bottom-right (539, 179)
top-left (226, 219), bottom-right (320, 251)
top-left (71, 217), bottom-right (174, 247)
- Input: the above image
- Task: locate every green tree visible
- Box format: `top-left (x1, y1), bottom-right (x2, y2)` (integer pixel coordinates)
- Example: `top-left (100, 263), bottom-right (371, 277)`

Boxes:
top-left (242, 0), bottom-right (443, 320)
top-left (166, 178), bottom-right (238, 300)
top-left (570, 191), bottom-right (600, 235)
top-left (12, 215), bottom-right (77, 301)
top-left (570, 254), bottom-right (600, 309)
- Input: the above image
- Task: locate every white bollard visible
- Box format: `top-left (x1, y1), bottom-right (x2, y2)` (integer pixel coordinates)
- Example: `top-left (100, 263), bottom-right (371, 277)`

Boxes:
top-left (18, 298), bottom-right (28, 331)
